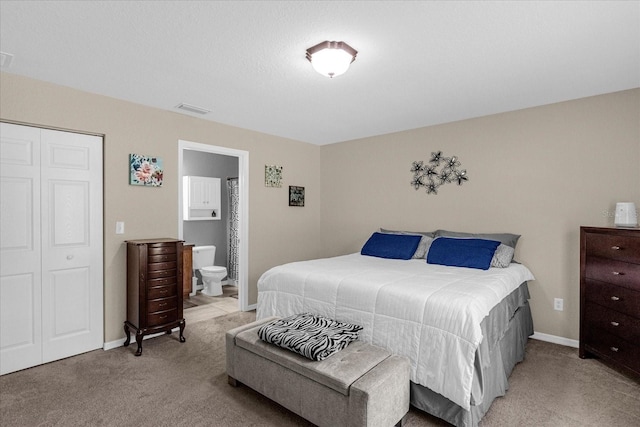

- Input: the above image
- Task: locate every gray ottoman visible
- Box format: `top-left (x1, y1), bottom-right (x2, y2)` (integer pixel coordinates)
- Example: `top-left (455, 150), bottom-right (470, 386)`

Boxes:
top-left (226, 317), bottom-right (410, 427)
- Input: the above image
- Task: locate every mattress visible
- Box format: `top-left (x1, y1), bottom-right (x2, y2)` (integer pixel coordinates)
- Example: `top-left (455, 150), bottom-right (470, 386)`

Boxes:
top-left (256, 253), bottom-right (535, 410)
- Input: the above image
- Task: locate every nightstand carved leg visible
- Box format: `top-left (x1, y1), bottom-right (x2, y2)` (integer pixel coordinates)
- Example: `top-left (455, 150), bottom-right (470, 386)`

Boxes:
top-left (179, 319), bottom-right (186, 343)
top-left (135, 331), bottom-right (143, 356)
top-left (123, 322), bottom-right (131, 347)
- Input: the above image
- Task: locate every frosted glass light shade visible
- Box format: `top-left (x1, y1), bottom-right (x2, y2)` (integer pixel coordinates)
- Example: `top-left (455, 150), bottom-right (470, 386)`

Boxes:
top-left (614, 202), bottom-right (638, 227)
top-left (306, 41), bottom-right (357, 78)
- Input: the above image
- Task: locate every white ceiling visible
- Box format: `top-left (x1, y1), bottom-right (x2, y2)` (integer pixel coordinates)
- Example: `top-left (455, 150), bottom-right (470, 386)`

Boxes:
top-left (1, 1), bottom-right (638, 145)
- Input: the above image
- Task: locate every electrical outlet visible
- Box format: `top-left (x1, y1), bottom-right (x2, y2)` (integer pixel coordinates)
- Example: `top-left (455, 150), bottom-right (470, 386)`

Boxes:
top-left (554, 298), bottom-right (564, 311)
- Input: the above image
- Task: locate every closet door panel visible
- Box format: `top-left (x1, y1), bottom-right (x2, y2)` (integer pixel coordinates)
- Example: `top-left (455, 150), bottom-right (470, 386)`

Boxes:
top-left (0, 123), bottom-right (42, 375)
top-left (0, 273), bottom-right (42, 373)
top-left (41, 129), bottom-right (103, 363)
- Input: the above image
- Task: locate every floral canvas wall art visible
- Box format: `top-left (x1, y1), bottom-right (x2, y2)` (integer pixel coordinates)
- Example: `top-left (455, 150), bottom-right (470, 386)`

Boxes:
top-left (129, 153), bottom-right (163, 186)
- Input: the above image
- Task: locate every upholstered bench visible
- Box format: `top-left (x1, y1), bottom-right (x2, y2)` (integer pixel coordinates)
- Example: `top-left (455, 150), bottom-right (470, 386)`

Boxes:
top-left (226, 317), bottom-right (410, 427)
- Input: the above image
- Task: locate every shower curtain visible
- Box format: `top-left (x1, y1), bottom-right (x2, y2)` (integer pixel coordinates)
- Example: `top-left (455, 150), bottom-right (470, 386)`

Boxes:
top-left (226, 178), bottom-right (240, 285)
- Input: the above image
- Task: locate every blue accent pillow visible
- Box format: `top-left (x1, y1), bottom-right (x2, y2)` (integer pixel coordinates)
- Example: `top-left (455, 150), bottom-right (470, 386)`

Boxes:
top-left (426, 237), bottom-right (501, 270)
top-left (361, 232), bottom-right (422, 260)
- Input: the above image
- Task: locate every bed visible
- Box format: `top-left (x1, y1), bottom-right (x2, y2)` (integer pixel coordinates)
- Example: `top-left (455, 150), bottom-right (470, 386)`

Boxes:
top-left (256, 230), bottom-right (535, 427)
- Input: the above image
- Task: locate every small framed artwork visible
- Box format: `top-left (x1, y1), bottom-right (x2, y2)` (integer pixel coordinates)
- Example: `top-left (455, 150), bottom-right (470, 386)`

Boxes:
top-left (265, 165), bottom-right (283, 187)
top-left (289, 186), bottom-right (305, 207)
top-left (130, 153), bottom-right (163, 186)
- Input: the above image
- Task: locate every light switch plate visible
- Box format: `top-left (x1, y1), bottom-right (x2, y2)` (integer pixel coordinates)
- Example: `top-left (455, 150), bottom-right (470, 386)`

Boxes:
top-left (115, 221), bottom-right (125, 234)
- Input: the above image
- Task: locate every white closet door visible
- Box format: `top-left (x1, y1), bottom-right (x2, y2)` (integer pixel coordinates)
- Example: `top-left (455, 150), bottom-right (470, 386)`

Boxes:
top-left (40, 128), bottom-right (103, 362)
top-left (0, 124), bottom-right (43, 374)
top-left (0, 123), bottom-right (103, 375)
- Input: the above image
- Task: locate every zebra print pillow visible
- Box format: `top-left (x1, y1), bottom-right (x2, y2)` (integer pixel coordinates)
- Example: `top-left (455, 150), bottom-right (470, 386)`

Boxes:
top-left (258, 313), bottom-right (363, 361)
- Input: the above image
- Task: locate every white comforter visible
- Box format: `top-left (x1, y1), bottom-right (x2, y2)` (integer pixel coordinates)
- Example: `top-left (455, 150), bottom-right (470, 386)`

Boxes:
top-left (256, 253), bottom-right (535, 410)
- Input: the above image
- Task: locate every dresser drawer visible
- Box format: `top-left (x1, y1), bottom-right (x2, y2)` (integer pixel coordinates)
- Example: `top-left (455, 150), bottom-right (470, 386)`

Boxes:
top-left (583, 330), bottom-right (640, 374)
top-left (146, 277), bottom-right (175, 288)
top-left (148, 268), bottom-right (177, 279)
top-left (148, 261), bottom-right (177, 272)
top-left (584, 279), bottom-right (640, 316)
top-left (147, 296), bottom-right (178, 313)
top-left (585, 256), bottom-right (640, 290)
top-left (584, 301), bottom-right (640, 343)
top-left (147, 284), bottom-right (177, 300)
top-left (148, 253), bottom-right (176, 263)
top-left (585, 232), bottom-right (640, 264)
top-left (148, 244), bottom-right (177, 256)
top-left (147, 309), bottom-right (177, 327)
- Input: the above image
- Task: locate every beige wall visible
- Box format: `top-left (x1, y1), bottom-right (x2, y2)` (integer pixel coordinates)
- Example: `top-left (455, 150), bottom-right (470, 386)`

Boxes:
top-left (320, 88), bottom-right (640, 340)
top-left (1, 72), bottom-right (322, 343)
top-left (2, 71), bottom-right (638, 344)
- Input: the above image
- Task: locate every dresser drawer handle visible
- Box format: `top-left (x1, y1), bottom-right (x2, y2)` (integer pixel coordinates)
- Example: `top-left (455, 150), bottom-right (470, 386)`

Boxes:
top-left (611, 271), bottom-right (624, 276)
top-left (610, 346), bottom-right (619, 352)
top-left (610, 321), bottom-right (620, 327)
top-left (610, 296), bottom-right (620, 301)
top-left (611, 246), bottom-right (621, 250)
top-left (159, 315), bottom-right (168, 320)
top-left (159, 303), bottom-right (167, 307)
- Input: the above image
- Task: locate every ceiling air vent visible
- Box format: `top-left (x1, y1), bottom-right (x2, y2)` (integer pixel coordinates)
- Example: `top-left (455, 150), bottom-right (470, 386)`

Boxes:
top-left (175, 103), bottom-right (211, 115)
top-left (0, 52), bottom-right (14, 68)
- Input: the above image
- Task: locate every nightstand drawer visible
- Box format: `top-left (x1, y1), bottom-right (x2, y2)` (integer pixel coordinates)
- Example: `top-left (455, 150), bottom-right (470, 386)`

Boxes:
top-left (148, 296), bottom-right (178, 313)
top-left (584, 279), bottom-right (640, 316)
top-left (585, 233), bottom-right (640, 264)
top-left (585, 256), bottom-right (640, 290)
top-left (147, 309), bottom-right (177, 327)
top-left (148, 284), bottom-right (177, 300)
top-left (584, 301), bottom-right (640, 343)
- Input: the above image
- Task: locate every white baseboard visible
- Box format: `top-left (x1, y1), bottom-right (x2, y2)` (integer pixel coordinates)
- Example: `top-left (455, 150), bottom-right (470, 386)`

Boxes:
top-left (104, 327), bottom-right (578, 350)
top-left (531, 331), bottom-right (579, 348)
top-left (103, 327), bottom-right (180, 351)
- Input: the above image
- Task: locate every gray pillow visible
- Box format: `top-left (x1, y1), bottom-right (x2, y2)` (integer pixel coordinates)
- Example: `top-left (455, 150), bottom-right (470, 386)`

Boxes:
top-left (413, 236), bottom-right (434, 259)
top-left (490, 244), bottom-right (515, 268)
top-left (380, 228), bottom-right (436, 238)
top-left (379, 228), bottom-right (436, 259)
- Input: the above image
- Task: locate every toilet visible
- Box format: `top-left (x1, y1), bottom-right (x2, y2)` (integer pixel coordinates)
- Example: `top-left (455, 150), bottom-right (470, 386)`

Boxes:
top-left (192, 245), bottom-right (227, 297)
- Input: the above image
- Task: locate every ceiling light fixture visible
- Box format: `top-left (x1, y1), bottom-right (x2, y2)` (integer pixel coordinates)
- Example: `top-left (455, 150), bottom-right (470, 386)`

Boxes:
top-left (306, 41), bottom-right (357, 78)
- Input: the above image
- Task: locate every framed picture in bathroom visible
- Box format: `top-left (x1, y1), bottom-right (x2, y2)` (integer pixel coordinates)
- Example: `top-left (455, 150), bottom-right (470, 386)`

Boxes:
top-left (289, 186), bottom-right (305, 207)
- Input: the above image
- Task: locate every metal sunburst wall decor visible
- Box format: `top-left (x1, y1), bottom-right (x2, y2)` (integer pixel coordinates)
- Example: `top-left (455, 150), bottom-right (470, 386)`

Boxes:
top-left (411, 151), bottom-right (468, 195)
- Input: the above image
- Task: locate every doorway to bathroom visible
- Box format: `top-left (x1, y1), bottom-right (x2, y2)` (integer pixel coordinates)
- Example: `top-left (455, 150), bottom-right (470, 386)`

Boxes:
top-left (177, 139), bottom-right (250, 316)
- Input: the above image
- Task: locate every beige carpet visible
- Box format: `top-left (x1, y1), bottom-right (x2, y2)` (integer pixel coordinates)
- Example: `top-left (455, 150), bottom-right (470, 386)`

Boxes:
top-left (1, 311), bottom-right (638, 426)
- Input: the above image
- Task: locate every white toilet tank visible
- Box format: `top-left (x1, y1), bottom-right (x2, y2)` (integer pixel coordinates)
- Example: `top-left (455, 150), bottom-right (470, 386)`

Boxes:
top-left (192, 245), bottom-right (216, 269)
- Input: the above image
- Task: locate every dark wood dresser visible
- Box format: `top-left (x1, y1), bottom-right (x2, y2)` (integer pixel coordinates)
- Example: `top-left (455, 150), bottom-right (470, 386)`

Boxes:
top-left (579, 226), bottom-right (639, 377)
top-left (124, 238), bottom-right (186, 356)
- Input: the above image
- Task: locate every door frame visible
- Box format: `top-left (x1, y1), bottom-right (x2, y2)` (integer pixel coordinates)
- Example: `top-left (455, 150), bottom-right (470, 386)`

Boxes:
top-left (177, 140), bottom-right (250, 311)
